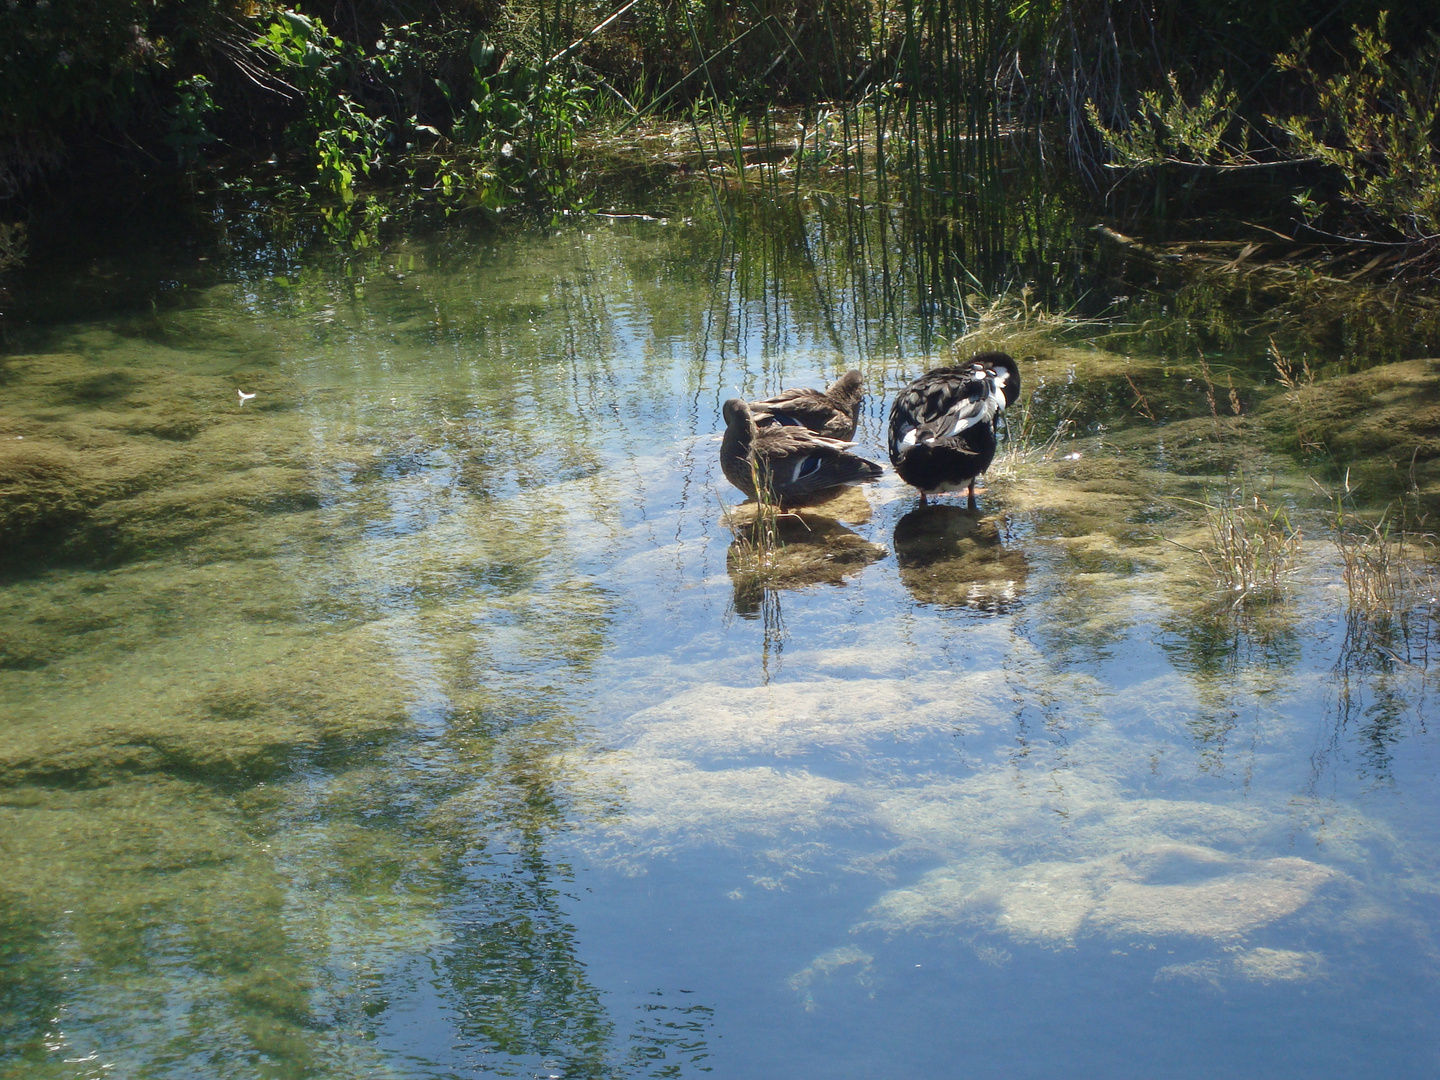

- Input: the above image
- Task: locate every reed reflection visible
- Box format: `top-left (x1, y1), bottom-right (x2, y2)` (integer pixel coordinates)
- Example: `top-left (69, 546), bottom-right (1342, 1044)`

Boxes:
top-left (1158, 602), bottom-right (1302, 778)
top-left (892, 504), bottom-right (1028, 613)
top-left (1314, 611), bottom-right (1438, 785)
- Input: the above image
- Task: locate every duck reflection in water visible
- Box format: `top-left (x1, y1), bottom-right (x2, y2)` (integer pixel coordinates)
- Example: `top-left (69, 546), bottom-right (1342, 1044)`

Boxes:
top-left (725, 504), bottom-right (888, 681)
top-left (727, 508), bottom-right (889, 617)
top-left (892, 504), bottom-right (1028, 613)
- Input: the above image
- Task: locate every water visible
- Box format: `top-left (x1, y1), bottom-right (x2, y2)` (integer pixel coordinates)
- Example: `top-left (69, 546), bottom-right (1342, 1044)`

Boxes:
top-left (2, 197), bottom-right (1438, 1079)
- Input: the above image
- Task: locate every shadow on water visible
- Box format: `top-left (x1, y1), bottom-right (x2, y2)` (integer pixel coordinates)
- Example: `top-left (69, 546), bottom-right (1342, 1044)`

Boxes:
top-left (726, 513), bottom-right (889, 617)
top-left (725, 498), bottom-right (889, 681)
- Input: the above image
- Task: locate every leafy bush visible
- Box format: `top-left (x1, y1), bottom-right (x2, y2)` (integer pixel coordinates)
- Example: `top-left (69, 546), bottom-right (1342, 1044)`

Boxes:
top-left (1083, 13), bottom-right (1440, 265)
top-left (1270, 14), bottom-right (1440, 245)
top-left (1086, 73), bottom-right (1246, 169)
top-left (164, 74), bottom-right (220, 166)
top-left (0, 0), bottom-right (248, 191)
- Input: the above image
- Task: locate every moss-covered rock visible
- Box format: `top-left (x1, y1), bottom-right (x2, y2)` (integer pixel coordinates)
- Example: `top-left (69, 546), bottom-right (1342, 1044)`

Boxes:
top-left (0, 621), bottom-right (410, 787)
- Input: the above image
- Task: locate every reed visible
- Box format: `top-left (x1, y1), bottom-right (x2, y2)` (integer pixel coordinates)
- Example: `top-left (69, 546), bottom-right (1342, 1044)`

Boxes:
top-left (1321, 476), bottom-right (1439, 620)
top-left (1270, 339), bottom-right (1327, 457)
top-left (989, 389), bottom-right (1078, 480)
top-left (1164, 488), bottom-right (1303, 608)
top-left (720, 457), bottom-right (786, 576)
top-left (660, 0), bottom-right (1068, 345)
top-left (1204, 492), bottom-right (1302, 604)
top-left (1335, 514), bottom-right (1407, 615)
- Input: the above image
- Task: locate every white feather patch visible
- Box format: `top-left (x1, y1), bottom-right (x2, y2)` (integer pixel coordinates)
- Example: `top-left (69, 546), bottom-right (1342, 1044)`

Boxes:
top-left (949, 413), bottom-right (985, 435)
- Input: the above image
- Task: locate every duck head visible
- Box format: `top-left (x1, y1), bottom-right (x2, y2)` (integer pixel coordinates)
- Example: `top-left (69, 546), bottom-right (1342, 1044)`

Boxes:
top-left (971, 351), bottom-right (1021, 407)
top-left (722, 397), bottom-right (754, 430)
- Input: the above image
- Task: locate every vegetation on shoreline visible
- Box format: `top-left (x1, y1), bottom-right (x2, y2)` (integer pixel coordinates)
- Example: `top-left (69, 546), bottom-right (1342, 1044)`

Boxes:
top-left (1, 1), bottom-right (1436, 262)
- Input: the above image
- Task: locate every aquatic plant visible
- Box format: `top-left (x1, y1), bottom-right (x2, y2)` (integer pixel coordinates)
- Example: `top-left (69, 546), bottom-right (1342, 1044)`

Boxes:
top-left (989, 395), bottom-right (1076, 481)
top-left (1320, 473), bottom-right (1440, 620)
top-left (1165, 488), bottom-right (1303, 608)
top-left (1204, 491), bottom-right (1302, 604)
top-left (1335, 512), bottom-right (1410, 616)
top-left (1270, 340), bottom-right (1325, 458)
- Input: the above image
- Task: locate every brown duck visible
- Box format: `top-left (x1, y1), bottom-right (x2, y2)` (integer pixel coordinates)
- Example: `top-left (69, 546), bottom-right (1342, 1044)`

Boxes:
top-left (721, 397), bottom-right (883, 506)
top-left (748, 370), bottom-right (865, 440)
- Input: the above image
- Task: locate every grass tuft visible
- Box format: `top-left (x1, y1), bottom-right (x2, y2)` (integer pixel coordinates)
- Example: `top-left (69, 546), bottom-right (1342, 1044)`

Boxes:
top-left (720, 457), bottom-right (786, 575)
top-left (1165, 488), bottom-right (1303, 608)
top-left (1319, 474), bottom-right (1440, 620)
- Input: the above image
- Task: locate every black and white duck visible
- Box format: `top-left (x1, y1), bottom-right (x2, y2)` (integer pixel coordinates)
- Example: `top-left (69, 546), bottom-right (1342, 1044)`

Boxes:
top-left (748, 369), bottom-right (865, 441)
top-left (886, 351), bottom-right (1020, 509)
top-left (721, 397), bottom-right (883, 506)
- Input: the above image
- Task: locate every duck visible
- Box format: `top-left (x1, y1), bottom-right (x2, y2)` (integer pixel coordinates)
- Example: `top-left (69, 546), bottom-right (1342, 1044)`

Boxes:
top-left (748, 369), bottom-right (865, 440)
top-left (721, 397), bottom-right (883, 506)
top-left (886, 351), bottom-right (1020, 508)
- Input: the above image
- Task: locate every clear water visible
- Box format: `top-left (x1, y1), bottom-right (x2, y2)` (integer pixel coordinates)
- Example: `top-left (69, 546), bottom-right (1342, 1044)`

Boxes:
top-left (2, 200), bottom-right (1438, 1079)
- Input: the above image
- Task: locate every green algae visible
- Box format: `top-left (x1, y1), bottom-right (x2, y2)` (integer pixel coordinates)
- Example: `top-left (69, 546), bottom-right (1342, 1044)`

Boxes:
top-left (1255, 357), bottom-right (1440, 501)
top-left (1, 778), bottom-right (320, 1080)
top-left (0, 295), bottom-right (634, 1073)
top-left (0, 351), bottom-right (317, 567)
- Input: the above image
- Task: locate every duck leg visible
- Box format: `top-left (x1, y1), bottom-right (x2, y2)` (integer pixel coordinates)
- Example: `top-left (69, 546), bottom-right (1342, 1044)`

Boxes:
top-left (967, 483), bottom-right (977, 511)
top-left (919, 492), bottom-right (929, 507)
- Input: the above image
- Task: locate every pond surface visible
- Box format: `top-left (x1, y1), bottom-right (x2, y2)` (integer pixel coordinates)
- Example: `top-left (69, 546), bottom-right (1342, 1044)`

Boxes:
top-left (2, 196), bottom-right (1439, 1079)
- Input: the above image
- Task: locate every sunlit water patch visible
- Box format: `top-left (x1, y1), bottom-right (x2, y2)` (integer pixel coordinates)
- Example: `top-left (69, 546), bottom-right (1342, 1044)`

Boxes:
top-left (2, 212), bottom-right (1438, 1079)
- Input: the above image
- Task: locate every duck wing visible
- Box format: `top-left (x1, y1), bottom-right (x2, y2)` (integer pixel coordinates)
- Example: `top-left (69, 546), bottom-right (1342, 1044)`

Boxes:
top-left (751, 370), bottom-right (865, 439)
top-left (751, 389), bottom-right (851, 439)
top-left (756, 427), bottom-right (882, 495)
top-left (752, 387), bottom-right (835, 420)
top-left (888, 367), bottom-right (997, 458)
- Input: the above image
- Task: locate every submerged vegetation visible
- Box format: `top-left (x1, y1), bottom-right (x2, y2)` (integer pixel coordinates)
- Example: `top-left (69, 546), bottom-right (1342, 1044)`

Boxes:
top-left (3, 194), bottom-right (1440, 1074)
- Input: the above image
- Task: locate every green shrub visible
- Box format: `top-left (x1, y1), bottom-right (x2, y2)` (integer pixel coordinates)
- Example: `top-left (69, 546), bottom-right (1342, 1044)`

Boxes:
top-left (1270, 14), bottom-right (1440, 244)
top-left (0, 0), bottom-right (247, 190)
top-left (164, 74), bottom-right (220, 166)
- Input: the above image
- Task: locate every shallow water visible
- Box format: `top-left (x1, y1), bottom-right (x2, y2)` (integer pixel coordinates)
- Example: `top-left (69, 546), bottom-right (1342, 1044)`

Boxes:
top-left (2, 202), bottom-right (1439, 1079)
